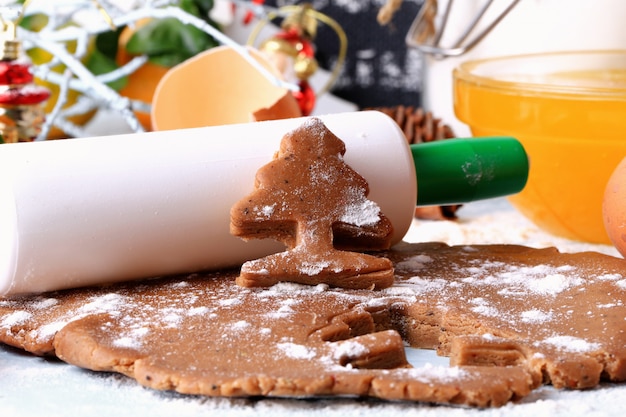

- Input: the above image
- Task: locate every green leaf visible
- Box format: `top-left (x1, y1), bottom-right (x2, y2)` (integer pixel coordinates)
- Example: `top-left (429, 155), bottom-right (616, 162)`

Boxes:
top-left (85, 49), bottom-right (128, 91)
top-left (179, 0), bottom-right (201, 16)
top-left (126, 18), bottom-right (218, 67)
top-left (19, 13), bottom-right (49, 31)
top-left (184, 0), bottom-right (215, 16)
top-left (195, 0), bottom-right (215, 15)
top-left (94, 28), bottom-right (123, 61)
top-left (145, 52), bottom-right (187, 67)
top-left (125, 18), bottom-right (178, 56)
top-left (177, 24), bottom-right (216, 55)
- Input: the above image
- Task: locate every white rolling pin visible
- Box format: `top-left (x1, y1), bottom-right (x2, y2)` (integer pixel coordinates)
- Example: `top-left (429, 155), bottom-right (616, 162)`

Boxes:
top-left (0, 111), bottom-right (527, 296)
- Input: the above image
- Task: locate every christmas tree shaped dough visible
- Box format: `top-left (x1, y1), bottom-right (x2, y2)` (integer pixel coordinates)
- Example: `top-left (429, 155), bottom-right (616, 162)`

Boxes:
top-left (230, 117), bottom-right (394, 290)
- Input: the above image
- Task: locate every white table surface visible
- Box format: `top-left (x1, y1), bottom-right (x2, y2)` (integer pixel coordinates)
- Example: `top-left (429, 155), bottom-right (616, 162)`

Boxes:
top-left (1, 196), bottom-right (625, 416)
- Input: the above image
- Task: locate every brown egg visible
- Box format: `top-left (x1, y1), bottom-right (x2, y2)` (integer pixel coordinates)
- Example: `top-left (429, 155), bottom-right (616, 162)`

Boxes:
top-left (151, 45), bottom-right (301, 131)
top-left (603, 156), bottom-right (626, 257)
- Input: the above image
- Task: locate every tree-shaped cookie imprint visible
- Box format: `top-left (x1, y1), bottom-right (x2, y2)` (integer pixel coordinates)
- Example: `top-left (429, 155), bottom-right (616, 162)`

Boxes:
top-left (230, 117), bottom-right (394, 290)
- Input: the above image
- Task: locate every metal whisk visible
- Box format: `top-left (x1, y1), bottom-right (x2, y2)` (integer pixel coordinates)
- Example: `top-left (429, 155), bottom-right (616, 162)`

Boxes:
top-left (405, 0), bottom-right (521, 59)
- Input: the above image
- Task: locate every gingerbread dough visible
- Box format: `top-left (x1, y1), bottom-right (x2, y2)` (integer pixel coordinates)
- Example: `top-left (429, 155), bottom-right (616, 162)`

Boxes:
top-left (1, 242), bottom-right (625, 407)
top-left (230, 117), bottom-right (394, 290)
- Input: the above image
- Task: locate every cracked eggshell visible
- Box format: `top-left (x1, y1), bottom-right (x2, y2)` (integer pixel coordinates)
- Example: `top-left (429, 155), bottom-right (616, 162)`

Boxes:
top-left (151, 45), bottom-right (301, 131)
top-left (603, 156), bottom-right (626, 257)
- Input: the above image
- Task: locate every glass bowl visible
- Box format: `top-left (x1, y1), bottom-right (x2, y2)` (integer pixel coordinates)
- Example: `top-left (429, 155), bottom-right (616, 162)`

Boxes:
top-left (454, 50), bottom-right (626, 244)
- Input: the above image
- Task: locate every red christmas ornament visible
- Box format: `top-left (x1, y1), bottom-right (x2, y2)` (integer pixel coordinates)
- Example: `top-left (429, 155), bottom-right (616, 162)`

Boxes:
top-left (243, 0), bottom-right (265, 25)
top-left (0, 21), bottom-right (50, 143)
top-left (0, 61), bottom-right (50, 106)
top-left (259, 5), bottom-right (319, 116)
top-left (0, 59), bottom-right (33, 85)
top-left (293, 80), bottom-right (315, 116)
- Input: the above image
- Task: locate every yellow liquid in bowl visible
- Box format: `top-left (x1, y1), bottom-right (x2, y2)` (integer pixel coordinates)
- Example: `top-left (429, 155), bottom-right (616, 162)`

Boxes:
top-left (454, 68), bottom-right (626, 244)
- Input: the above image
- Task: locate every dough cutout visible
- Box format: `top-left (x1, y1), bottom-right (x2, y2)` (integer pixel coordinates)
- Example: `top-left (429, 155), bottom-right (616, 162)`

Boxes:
top-left (230, 118), bottom-right (394, 290)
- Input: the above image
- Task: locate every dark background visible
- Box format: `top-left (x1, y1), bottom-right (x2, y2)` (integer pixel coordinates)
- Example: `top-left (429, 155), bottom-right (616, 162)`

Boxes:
top-left (262, 1), bottom-right (425, 108)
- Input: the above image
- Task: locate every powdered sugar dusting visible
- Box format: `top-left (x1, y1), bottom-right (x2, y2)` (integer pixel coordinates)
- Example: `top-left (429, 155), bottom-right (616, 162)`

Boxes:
top-left (469, 297), bottom-right (499, 317)
top-left (113, 327), bottom-right (149, 349)
top-left (521, 309), bottom-right (553, 324)
top-left (36, 321), bottom-right (68, 339)
top-left (79, 293), bottom-right (128, 314)
top-left (395, 254), bottom-right (433, 272)
top-left (0, 310), bottom-right (32, 327)
top-left (188, 306), bottom-right (211, 316)
top-left (341, 197), bottom-right (381, 227)
top-left (30, 298), bottom-right (59, 310)
top-left (219, 298), bottom-right (242, 307)
top-left (400, 363), bottom-right (468, 383)
top-left (254, 204), bottom-right (275, 219)
top-left (459, 261), bottom-right (584, 296)
top-left (390, 276), bottom-right (447, 295)
top-left (265, 303), bottom-right (295, 319)
top-left (231, 320), bottom-right (251, 331)
top-left (17, 293), bottom-right (136, 341)
top-left (298, 260), bottom-right (331, 276)
top-left (277, 342), bottom-right (316, 360)
top-left (541, 336), bottom-right (601, 353)
top-left (332, 340), bottom-right (369, 360)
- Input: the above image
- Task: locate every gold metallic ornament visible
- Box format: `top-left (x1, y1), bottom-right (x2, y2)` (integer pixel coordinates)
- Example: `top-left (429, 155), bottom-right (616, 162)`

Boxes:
top-left (248, 4), bottom-right (347, 99)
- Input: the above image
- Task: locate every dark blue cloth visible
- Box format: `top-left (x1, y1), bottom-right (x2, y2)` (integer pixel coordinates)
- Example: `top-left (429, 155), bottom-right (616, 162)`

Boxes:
top-left (262, 1), bottom-right (425, 108)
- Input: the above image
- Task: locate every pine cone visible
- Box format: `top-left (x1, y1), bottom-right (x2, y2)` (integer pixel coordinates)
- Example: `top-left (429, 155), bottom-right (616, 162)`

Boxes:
top-left (364, 106), bottom-right (462, 220)
top-left (368, 105), bottom-right (455, 144)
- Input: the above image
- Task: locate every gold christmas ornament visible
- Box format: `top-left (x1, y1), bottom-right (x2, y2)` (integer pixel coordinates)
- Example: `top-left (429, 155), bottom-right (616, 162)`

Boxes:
top-left (0, 11), bottom-right (50, 143)
top-left (248, 4), bottom-right (346, 116)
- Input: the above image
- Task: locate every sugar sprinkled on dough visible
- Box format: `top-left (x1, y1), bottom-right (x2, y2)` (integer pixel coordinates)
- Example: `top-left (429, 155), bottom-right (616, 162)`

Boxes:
top-left (232, 320), bottom-right (251, 331)
top-left (540, 336), bottom-right (601, 353)
top-left (340, 193), bottom-right (382, 227)
top-left (31, 298), bottom-right (59, 310)
top-left (113, 327), bottom-right (150, 349)
top-left (219, 298), bottom-right (243, 307)
top-left (469, 297), bottom-right (499, 317)
top-left (304, 158), bottom-right (384, 228)
top-left (161, 308), bottom-right (184, 328)
top-left (188, 306), bottom-right (211, 316)
top-left (0, 310), bottom-right (32, 327)
top-left (521, 309), bottom-right (553, 324)
top-left (400, 364), bottom-right (469, 384)
top-left (79, 293), bottom-right (128, 314)
top-left (277, 342), bottom-right (317, 360)
top-left (459, 261), bottom-right (584, 296)
top-left (298, 260), bottom-right (331, 276)
top-left (332, 340), bottom-right (369, 360)
top-left (391, 276), bottom-right (447, 295)
top-left (265, 304), bottom-right (295, 319)
top-left (395, 254), bottom-right (433, 272)
top-left (255, 204), bottom-right (276, 218)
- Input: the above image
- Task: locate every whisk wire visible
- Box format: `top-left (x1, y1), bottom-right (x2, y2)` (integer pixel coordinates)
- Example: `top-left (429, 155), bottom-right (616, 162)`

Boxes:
top-left (406, 0), bottom-right (521, 59)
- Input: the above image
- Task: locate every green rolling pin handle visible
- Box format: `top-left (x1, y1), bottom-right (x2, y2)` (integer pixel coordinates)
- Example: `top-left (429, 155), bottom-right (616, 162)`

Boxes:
top-left (411, 137), bottom-right (529, 206)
